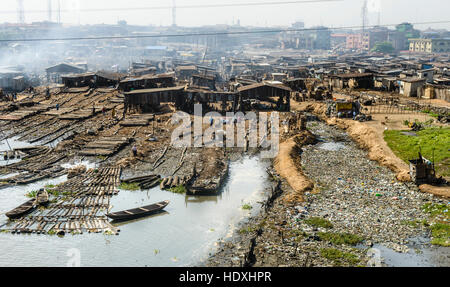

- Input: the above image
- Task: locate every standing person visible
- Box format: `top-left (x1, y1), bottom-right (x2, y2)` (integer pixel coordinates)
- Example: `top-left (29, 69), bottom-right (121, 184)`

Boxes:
top-left (111, 107), bottom-right (116, 119)
top-left (132, 145), bottom-right (137, 157)
top-left (102, 106), bottom-right (106, 115)
top-left (92, 103), bottom-right (95, 115)
top-left (56, 103), bottom-right (59, 111)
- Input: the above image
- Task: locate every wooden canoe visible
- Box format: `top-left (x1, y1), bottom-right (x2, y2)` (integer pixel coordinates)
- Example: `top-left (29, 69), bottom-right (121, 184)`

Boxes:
top-left (106, 200), bottom-right (169, 221)
top-left (5, 198), bottom-right (36, 219)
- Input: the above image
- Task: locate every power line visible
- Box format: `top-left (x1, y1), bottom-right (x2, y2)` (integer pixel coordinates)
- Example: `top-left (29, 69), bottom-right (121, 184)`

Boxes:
top-left (0, 0), bottom-right (344, 14)
top-left (0, 20), bottom-right (449, 43)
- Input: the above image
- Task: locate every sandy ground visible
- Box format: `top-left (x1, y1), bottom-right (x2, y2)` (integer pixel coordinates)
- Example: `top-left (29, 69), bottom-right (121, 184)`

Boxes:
top-left (290, 100), bottom-right (449, 198)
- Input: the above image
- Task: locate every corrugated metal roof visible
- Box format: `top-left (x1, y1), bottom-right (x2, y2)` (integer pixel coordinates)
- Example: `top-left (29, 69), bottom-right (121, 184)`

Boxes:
top-left (124, 86), bottom-right (186, 95)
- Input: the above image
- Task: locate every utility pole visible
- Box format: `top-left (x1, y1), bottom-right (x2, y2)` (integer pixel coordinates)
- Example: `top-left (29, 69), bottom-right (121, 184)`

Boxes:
top-left (17, 0), bottom-right (25, 24)
top-left (48, 0), bottom-right (52, 22)
top-left (57, 0), bottom-right (61, 24)
top-left (361, 0), bottom-right (368, 33)
top-left (172, 0), bottom-right (177, 27)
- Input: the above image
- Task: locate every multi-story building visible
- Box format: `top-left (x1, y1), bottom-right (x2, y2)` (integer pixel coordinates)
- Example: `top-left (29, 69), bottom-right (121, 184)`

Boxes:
top-left (409, 38), bottom-right (450, 53)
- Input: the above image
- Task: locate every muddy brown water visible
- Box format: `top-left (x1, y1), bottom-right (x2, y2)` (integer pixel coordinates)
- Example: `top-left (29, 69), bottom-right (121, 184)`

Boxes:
top-left (0, 155), bottom-right (270, 266)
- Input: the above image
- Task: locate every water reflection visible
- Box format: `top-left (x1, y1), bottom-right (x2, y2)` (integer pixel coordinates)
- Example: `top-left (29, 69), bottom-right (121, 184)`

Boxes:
top-left (0, 155), bottom-right (270, 266)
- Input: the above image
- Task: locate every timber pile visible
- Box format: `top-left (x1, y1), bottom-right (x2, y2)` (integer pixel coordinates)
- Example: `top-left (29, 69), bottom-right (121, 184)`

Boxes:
top-left (121, 173), bottom-right (161, 189)
top-left (79, 136), bottom-right (130, 156)
top-left (159, 174), bottom-right (193, 190)
top-left (0, 108), bottom-right (46, 121)
top-left (120, 114), bottom-right (154, 127)
top-left (109, 94), bottom-right (124, 103)
top-left (97, 88), bottom-right (116, 93)
top-left (43, 107), bottom-right (77, 116)
top-left (59, 105), bottom-right (115, 120)
top-left (66, 87), bottom-right (90, 93)
top-left (188, 160), bottom-right (229, 195)
top-left (2, 166), bottom-right (122, 235)
top-left (0, 147), bottom-right (67, 189)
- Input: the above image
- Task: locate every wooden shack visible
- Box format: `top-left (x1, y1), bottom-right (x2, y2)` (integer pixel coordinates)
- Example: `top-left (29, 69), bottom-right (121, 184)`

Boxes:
top-left (330, 73), bottom-right (374, 90)
top-left (119, 73), bottom-right (175, 92)
top-left (191, 74), bottom-right (216, 90)
top-left (61, 71), bottom-right (125, 88)
top-left (237, 82), bottom-right (291, 111)
top-left (124, 86), bottom-right (186, 113)
top-left (409, 153), bottom-right (435, 184)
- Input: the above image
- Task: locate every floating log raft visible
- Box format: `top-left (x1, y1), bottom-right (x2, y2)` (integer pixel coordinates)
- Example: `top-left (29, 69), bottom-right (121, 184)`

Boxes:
top-left (2, 166), bottom-right (122, 235)
top-left (78, 136), bottom-right (131, 156)
top-left (187, 160), bottom-right (229, 195)
top-left (120, 114), bottom-right (154, 127)
top-left (0, 105), bottom-right (52, 121)
top-left (43, 107), bottom-right (77, 116)
top-left (66, 87), bottom-right (90, 93)
top-left (121, 173), bottom-right (161, 190)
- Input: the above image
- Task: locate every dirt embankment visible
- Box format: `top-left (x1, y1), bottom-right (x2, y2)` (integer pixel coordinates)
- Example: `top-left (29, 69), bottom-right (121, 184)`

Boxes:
top-left (274, 130), bottom-right (316, 203)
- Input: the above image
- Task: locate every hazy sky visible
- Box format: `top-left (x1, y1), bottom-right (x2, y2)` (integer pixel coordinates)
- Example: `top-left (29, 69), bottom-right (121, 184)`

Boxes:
top-left (2, 0), bottom-right (449, 29)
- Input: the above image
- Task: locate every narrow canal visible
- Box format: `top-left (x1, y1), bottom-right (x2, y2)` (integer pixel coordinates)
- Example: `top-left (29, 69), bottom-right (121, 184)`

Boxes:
top-left (300, 118), bottom-right (449, 267)
top-left (0, 155), bottom-right (270, 267)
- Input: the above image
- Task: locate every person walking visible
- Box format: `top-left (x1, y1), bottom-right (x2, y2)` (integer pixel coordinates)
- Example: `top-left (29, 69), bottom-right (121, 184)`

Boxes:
top-left (132, 145), bottom-right (137, 157)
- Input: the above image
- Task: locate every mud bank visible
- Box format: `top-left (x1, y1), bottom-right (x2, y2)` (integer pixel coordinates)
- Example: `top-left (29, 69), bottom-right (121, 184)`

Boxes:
top-left (274, 130), bottom-right (316, 203)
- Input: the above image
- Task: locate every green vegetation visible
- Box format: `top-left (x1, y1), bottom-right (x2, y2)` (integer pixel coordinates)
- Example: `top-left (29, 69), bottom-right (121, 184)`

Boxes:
top-left (422, 110), bottom-right (439, 118)
top-left (97, 155), bottom-right (107, 160)
top-left (320, 248), bottom-right (360, 266)
top-left (241, 203), bottom-right (252, 210)
top-left (422, 203), bottom-right (450, 218)
top-left (169, 185), bottom-right (186, 194)
top-left (118, 182), bottom-right (140, 191)
top-left (421, 203), bottom-right (450, 247)
top-left (371, 41), bottom-right (394, 54)
top-left (318, 232), bottom-right (364, 245)
top-left (239, 225), bottom-right (258, 234)
top-left (384, 127), bottom-right (450, 177)
top-left (304, 217), bottom-right (333, 229)
top-left (25, 190), bottom-right (38, 198)
top-left (429, 223), bottom-right (450, 247)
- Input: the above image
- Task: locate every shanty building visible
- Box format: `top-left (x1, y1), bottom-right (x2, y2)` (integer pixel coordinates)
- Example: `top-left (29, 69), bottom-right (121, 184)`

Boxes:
top-left (124, 86), bottom-right (186, 113)
top-left (45, 63), bottom-right (86, 83)
top-left (175, 65), bottom-right (197, 81)
top-left (61, 71), bottom-right (126, 88)
top-left (183, 88), bottom-right (236, 114)
top-left (399, 78), bottom-right (426, 98)
top-left (283, 78), bottom-right (307, 92)
top-left (329, 73), bottom-right (374, 90)
top-left (191, 74), bottom-right (216, 90)
top-left (424, 82), bottom-right (450, 102)
top-left (119, 73), bottom-right (175, 92)
top-left (237, 82), bottom-right (292, 111)
top-left (0, 67), bottom-right (24, 91)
